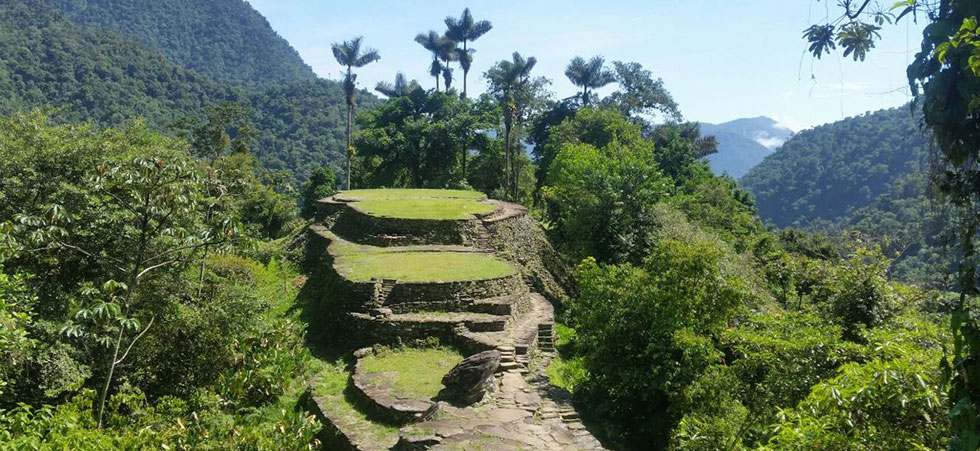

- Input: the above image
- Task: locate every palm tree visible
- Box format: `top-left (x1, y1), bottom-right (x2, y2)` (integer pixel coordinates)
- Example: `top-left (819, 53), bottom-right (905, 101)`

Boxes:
top-left (415, 31), bottom-right (455, 91)
top-left (445, 8), bottom-right (493, 98)
top-left (375, 72), bottom-right (420, 98)
top-left (486, 52), bottom-right (538, 200)
top-left (438, 37), bottom-right (458, 92)
top-left (565, 56), bottom-right (615, 107)
top-left (332, 36), bottom-right (380, 191)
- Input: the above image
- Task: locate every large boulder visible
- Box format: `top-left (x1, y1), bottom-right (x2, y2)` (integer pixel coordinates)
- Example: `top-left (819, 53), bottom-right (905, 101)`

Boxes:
top-left (438, 350), bottom-right (500, 405)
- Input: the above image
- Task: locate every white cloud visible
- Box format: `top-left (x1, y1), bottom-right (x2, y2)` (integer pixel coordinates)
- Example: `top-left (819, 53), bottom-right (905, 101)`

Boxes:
top-left (754, 136), bottom-right (786, 149)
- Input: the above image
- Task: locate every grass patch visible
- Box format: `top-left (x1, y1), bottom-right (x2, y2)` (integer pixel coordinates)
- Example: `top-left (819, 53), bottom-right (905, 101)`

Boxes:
top-left (360, 347), bottom-right (463, 399)
top-left (354, 198), bottom-right (496, 220)
top-left (546, 355), bottom-right (586, 391)
top-left (336, 251), bottom-right (515, 282)
top-left (314, 360), bottom-right (400, 444)
top-left (337, 189), bottom-right (485, 201)
top-left (546, 323), bottom-right (587, 391)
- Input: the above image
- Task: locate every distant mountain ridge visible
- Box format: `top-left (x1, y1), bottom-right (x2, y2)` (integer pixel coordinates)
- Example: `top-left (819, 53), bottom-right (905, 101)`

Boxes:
top-left (39, 0), bottom-right (317, 88)
top-left (701, 116), bottom-right (794, 179)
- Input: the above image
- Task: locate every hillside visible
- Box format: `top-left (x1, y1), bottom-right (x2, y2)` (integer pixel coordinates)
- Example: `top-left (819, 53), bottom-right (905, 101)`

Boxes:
top-left (40, 0), bottom-right (316, 88)
top-left (0, 0), bottom-right (379, 181)
top-left (0, 0), bottom-right (239, 128)
top-left (740, 106), bottom-right (928, 228)
top-left (738, 106), bottom-right (954, 287)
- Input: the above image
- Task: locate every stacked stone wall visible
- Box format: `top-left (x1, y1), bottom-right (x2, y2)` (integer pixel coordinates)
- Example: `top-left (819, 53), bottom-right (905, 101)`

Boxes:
top-left (331, 206), bottom-right (484, 247)
top-left (383, 274), bottom-right (525, 306)
top-left (485, 213), bottom-right (569, 302)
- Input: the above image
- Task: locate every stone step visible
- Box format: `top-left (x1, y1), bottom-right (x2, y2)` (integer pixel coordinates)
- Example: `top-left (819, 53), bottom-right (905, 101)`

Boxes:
top-left (499, 361), bottom-right (522, 371)
top-left (560, 411), bottom-right (581, 420)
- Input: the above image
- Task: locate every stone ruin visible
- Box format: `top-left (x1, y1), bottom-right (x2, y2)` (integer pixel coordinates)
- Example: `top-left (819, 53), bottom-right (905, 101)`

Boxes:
top-left (303, 191), bottom-right (604, 450)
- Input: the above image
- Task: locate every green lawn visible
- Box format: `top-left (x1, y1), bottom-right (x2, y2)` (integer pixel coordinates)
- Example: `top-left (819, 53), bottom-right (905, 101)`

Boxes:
top-left (335, 251), bottom-right (515, 282)
top-left (313, 360), bottom-right (400, 445)
top-left (353, 198), bottom-right (496, 220)
top-left (360, 347), bottom-right (464, 399)
top-left (336, 189), bottom-right (485, 201)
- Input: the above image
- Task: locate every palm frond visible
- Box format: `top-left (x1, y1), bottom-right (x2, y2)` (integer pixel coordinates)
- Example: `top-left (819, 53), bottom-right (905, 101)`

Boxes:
top-left (354, 49), bottom-right (380, 67)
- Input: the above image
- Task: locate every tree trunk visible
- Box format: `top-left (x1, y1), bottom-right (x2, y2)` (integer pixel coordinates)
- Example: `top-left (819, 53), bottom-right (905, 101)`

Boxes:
top-left (97, 218), bottom-right (148, 428)
top-left (504, 125), bottom-right (512, 201)
top-left (435, 60), bottom-right (441, 92)
top-left (462, 41), bottom-right (468, 98)
top-left (96, 325), bottom-right (124, 428)
top-left (346, 104), bottom-right (353, 190)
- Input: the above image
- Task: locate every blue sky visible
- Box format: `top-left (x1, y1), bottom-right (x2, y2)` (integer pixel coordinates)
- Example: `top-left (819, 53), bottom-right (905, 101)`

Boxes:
top-left (248, 0), bottom-right (924, 130)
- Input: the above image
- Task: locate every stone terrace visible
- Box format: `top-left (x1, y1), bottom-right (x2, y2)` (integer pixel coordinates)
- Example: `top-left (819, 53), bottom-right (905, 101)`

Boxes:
top-left (305, 189), bottom-right (604, 450)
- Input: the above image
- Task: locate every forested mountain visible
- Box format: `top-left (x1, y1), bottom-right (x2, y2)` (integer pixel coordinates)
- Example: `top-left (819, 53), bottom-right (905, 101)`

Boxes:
top-left (0, 0), bottom-right (239, 127)
top-left (740, 106), bottom-right (927, 228)
top-left (702, 116), bottom-right (792, 178)
top-left (0, 0), bottom-right (379, 181)
top-left (40, 0), bottom-right (316, 88)
top-left (738, 106), bottom-right (952, 287)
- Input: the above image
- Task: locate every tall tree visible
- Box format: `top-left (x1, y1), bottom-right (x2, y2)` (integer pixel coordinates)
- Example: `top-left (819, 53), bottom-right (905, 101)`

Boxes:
top-left (565, 56), bottom-right (615, 107)
top-left (604, 61), bottom-right (682, 122)
top-left (415, 31), bottom-right (455, 92)
top-left (438, 37), bottom-right (459, 92)
top-left (486, 52), bottom-right (539, 200)
top-left (375, 72), bottom-right (421, 98)
top-left (445, 8), bottom-right (493, 98)
top-left (331, 36), bottom-right (380, 191)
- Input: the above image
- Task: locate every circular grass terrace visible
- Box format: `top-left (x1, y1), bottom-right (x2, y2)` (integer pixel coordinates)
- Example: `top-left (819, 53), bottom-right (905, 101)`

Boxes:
top-left (359, 346), bottom-right (464, 400)
top-left (353, 198), bottom-right (496, 220)
top-left (335, 251), bottom-right (516, 282)
top-left (336, 188), bottom-right (485, 201)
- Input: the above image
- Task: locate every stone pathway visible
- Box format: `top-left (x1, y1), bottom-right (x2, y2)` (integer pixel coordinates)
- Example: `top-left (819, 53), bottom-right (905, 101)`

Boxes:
top-left (397, 299), bottom-right (604, 450)
top-left (397, 348), bottom-right (603, 450)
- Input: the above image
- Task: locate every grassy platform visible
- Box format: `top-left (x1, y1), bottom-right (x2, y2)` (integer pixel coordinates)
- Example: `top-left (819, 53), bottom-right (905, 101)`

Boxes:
top-left (336, 189), bottom-right (485, 201)
top-left (335, 251), bottom-right (515, 282)
top-left (312, 361), bottom-right (400, 447)
top-left (354, 198), bottom-right (496, 220)
top-left (360, 347), bottom-right (463, 399)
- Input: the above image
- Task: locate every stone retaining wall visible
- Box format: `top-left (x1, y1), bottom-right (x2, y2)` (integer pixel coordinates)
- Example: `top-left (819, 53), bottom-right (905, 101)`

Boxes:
top-left (383, 273), bottom-right (525, 306)
top-left (484, 213), bottom-right (569, 302)
top-left (346, 313), bottom-right (463, 347)
top-left (332, 205), bottom-right (485, 247)
top-left (302, 386), bottom-right (363, 451)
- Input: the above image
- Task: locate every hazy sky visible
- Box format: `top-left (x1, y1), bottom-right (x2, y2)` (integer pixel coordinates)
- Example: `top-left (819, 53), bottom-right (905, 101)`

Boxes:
top-left (247, 0), bottom-right (924, 130)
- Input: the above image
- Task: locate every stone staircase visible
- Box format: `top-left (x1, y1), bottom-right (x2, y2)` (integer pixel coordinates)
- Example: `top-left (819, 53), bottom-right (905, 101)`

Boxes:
top-left (497, 345), bottom-right (523, 373)
top-left (474, 224), bottom-right (493, 251)
top-left (372, 278), bottom-right (397, 308)
top-left (538, 322), bottom-right (555, 353)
